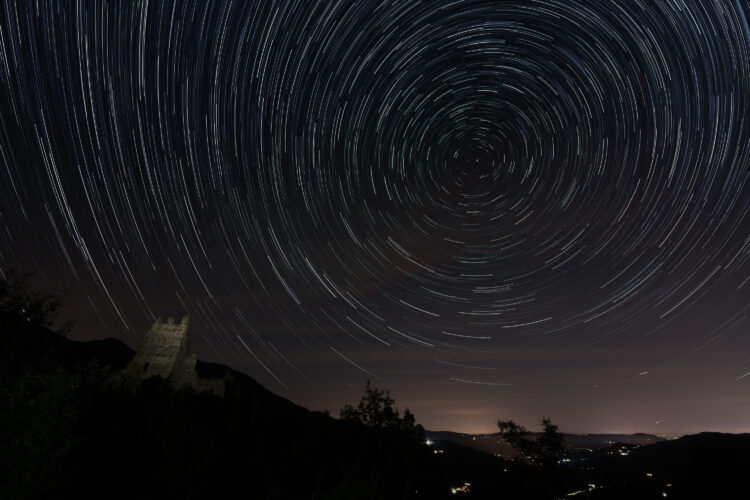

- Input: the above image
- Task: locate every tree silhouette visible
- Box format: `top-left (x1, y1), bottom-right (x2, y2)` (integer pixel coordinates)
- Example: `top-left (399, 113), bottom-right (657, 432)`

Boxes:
top-left (537, 417), bottom-right (566, 464)
top-left (340, 380), bottom-right (420, 437)
top-left (497, 417), bottom-right (567, 466)
top-left (0, 270), bottom-right (74, 336)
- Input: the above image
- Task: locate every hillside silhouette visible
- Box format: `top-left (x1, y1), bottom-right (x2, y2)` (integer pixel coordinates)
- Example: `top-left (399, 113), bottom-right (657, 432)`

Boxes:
top-left (1, 314), bottom-right (548, 499)
top-left (3, 308), bottom-right (750, 499)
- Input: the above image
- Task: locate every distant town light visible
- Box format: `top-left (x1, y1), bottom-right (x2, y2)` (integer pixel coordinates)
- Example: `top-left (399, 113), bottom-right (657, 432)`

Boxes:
top-left (450, 482), bottom-right (471, 494)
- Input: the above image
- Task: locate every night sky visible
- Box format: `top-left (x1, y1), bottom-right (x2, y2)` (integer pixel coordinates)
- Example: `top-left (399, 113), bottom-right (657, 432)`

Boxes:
top-left (2, 0), bottom-right (750, 435)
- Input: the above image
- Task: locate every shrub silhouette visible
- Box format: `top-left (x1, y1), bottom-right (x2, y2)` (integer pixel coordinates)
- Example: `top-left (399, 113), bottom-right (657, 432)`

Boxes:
top-left (340, 380), bottom-right (421, 438)
top-left (497, 417), bottom-right (567, 466)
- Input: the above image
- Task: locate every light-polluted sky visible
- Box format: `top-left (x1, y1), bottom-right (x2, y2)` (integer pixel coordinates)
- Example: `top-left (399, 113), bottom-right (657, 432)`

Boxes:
top-left (2, 0), bottom-right (750, 436)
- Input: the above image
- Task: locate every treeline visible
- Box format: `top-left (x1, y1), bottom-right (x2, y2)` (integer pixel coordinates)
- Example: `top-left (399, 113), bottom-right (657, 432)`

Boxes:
top-left (0, 272), bottom-right (547, 499)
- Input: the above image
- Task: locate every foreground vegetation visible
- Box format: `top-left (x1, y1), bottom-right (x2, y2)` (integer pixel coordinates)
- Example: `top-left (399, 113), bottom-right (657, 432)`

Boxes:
top-left (0, 272), bottom-right (543, 499)
top-left (2, 272), bottom-right (749, 499)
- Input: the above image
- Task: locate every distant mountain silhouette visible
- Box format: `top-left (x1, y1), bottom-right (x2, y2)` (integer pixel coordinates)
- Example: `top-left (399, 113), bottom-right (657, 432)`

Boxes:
top-left (425, 430), bottom-right (664, 457)
top-left (575, 432), bottom-right (750, 499)
top-left (4, 319), bottom-right (749, 499)
top-left (0, 319), bottom-right (546, 499)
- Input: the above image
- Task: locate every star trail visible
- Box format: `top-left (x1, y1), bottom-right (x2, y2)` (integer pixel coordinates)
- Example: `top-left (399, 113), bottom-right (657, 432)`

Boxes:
top-left (2, 0), bottom-right (750, 434)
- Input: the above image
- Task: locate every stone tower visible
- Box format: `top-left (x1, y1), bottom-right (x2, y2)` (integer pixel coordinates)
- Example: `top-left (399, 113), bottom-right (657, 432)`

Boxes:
top-left (127, 315), bottom-right (191, 379)
top-left (124, 315), bottom-right (226, 396)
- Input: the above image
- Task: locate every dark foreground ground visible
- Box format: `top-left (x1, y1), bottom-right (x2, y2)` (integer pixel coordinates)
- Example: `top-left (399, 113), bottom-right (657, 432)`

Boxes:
top-left (2, 316), bottom-right (749, 499)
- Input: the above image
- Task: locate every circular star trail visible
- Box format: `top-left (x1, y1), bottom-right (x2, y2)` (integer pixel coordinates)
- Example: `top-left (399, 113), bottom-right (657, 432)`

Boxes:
top-left (2, 0), bottom-right (750, 407)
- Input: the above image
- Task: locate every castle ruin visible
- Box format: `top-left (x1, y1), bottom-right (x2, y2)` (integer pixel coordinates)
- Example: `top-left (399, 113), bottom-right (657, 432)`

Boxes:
top-left (125, 315), bottom-right (226, 396)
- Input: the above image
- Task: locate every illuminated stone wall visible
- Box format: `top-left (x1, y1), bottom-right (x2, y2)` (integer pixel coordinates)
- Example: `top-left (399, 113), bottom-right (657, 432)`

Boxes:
top-left (125, 315), bottom-right (225, 396)
top-left (127, 316), bottom-right (190, 379)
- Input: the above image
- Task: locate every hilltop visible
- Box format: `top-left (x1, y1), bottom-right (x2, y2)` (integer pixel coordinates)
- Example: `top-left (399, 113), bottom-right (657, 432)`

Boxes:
top-left (0, 316), bottom-right (544, 499)
top-left (3, 316), bottom-right (750, 499)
